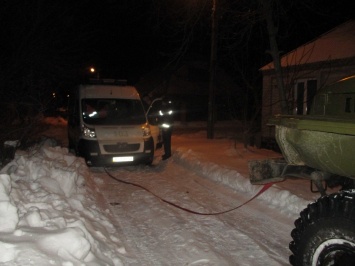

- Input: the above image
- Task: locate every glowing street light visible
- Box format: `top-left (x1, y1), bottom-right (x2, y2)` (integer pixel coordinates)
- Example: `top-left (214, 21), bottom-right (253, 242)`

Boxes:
top-left (89, 67), bottom-right (100, 79)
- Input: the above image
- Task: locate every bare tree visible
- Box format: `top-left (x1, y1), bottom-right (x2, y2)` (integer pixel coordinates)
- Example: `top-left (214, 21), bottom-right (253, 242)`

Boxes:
top-left (1, 1), bottom-right (96, 108)
top-left (0, 0), bottom-right (98, 162)
top-left (258, 0), bottom-right (288, 114)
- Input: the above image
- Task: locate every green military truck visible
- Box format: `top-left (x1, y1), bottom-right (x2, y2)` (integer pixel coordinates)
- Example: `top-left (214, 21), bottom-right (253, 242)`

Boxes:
top-left (249, 76), bottom-right (355, 266)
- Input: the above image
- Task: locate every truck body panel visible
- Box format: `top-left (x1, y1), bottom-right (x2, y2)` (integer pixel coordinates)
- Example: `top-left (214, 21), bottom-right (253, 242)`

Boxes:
top-left (249, 75), bottom-right (355, 185)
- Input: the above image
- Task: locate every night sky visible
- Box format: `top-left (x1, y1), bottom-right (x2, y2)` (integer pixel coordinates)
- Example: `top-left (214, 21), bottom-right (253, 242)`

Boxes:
top-left (69, 0), bottom-right (355, 83)
top-left (1, 0), bottom-right (354, 102)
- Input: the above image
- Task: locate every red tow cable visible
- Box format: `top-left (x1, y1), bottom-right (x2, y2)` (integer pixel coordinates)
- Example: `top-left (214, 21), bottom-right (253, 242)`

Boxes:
top-left (105, 168), bottom-right (274, 216)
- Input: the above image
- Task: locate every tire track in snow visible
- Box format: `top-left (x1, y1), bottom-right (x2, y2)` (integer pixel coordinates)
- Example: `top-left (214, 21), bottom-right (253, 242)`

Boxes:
top-left (91, 158), bottom-right (292, 265)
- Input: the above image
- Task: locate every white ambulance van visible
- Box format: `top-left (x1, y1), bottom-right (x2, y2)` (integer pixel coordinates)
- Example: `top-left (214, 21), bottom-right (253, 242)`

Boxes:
top-left (67, 79), bottom-right (162, 166)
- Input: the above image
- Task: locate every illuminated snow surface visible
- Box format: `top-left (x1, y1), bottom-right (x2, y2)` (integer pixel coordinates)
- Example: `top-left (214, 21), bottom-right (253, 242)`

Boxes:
top-left (0, 117), bottom-right (324, 265)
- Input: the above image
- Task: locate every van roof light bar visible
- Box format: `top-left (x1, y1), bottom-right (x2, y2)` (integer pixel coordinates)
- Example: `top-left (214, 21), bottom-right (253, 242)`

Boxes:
top-left (88, 78), bottom-right (128, 85)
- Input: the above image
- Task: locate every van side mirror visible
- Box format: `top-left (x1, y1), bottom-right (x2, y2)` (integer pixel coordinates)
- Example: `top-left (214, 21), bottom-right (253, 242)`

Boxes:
top-left (146, 98), bottom-right (162, 115)
top-left (147, 115), bottom-right (159, 125)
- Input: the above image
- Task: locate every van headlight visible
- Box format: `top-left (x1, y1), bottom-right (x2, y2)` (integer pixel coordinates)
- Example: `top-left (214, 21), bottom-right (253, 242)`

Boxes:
top-left (142, 123), bottom-right (151, 137)
top-left (82, 125), bottom-right (96, 138)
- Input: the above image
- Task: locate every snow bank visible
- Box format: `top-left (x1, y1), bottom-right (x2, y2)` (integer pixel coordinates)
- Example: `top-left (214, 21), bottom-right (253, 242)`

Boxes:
top-left (0, 174), bottom-right (18, 233)
top-left (174, 148), bottom-right (309, 216)
top-left (0, 138), bottom-right (126, 265)
top-left (43, 116), bottom-right (68, 126)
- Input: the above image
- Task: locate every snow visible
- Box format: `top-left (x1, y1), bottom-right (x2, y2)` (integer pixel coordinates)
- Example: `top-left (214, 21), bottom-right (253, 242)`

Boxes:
top-left (0, 117), bottom-right (322, 265)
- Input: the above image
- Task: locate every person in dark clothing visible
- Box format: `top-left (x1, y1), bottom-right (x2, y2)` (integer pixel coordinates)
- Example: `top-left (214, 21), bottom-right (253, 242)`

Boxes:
top-left (159, 98), bottom-right (174, 160)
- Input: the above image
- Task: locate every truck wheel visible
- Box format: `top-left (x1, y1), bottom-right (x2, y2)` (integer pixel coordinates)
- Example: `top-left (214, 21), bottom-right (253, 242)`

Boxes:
top-left (289, 191), bottom-right (355, 266)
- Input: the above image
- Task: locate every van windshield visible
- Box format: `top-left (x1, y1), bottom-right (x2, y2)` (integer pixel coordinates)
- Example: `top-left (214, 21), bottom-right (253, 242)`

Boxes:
top-left (82, 99), bottom-right (146, 125)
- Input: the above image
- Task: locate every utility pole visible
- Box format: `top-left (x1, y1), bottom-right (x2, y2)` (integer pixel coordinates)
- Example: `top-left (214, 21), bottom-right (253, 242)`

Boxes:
top-left (207, 0), bottom-right (218, 139)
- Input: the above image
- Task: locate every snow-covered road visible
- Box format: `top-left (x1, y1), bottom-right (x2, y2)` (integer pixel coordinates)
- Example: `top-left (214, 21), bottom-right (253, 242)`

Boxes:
top-left (0, 118), bottom-right (319, 265)
top-left (91, 151), bottom-right (294, 265)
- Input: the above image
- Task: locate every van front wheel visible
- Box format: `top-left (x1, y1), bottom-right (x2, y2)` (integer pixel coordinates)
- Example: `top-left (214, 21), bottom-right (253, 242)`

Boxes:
top-left (146, 151), bottom-right (154, 165)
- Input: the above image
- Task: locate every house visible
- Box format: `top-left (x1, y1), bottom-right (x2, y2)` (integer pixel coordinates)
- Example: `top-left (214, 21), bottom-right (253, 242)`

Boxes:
top-left (260, 20), bottom-right (355, 144)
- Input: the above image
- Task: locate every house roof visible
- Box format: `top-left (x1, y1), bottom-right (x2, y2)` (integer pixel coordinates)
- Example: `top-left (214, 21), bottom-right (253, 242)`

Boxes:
top-left (260, 20), bottom-right (355, 71)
